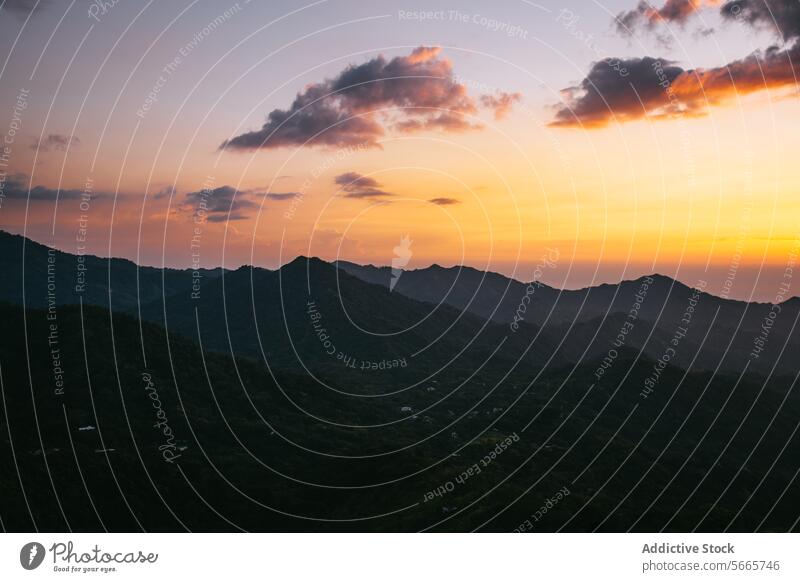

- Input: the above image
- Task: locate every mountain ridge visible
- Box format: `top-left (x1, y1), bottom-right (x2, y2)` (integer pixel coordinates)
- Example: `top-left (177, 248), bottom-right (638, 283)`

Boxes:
top-left (3, 229), bottom-right (798, 376)
top-left (7, 229), bottom-right (795, 305)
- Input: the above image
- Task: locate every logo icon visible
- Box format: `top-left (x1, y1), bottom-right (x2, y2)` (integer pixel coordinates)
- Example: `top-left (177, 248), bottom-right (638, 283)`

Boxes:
top-left (20, 542), bottom-right (46, 570)
top-left (390, 235), bottom-right (413, 292)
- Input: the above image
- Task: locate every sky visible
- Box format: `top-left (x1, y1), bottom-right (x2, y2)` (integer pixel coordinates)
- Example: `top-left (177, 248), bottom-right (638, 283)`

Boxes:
top-left (1, 0), bottom-right (799, 301)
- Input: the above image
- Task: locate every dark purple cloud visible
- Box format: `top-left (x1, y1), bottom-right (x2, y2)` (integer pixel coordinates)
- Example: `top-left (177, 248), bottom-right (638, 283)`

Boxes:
top-left (555, 0), bottom-right (800, 128)
top-left (721, 0), bottom-right (800, 40)
top-left (220, 47), bottom-right (481, 151)
top-left (0, 174), bottom-right (91, 201)
top-left (3, 0), bottom-right (52, 16)
top-left (184, 186), bottom-right (253, 222)
top-left (265, 192), bottom-right (298, 201)
top-left (333, 172), bottom-right (393, 199)
top-left (551, 57), bottom-right (683, 127)
top-left (183, 185), bottom-right (299, 221)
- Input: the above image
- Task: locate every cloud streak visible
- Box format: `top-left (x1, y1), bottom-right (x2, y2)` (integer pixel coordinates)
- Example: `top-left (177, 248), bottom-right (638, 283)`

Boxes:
top-left (2, 0), bottom-right (52, 17)
top-left (0, 174), bottom-right (91, 201)
top-left (265, 192), bottom-right (298, 201)
top-left (428, 197), bottom-right (461, 205)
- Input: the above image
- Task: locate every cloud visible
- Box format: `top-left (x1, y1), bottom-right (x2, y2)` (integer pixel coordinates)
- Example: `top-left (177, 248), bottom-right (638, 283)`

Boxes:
top-left (551, 57), bottom-right (684, 127)
top-left (480, 91), bottom-right (522, 119)
top-left (333, 172), bottom-right (393, 199)
top-left (2, 0), bottom-right (52, 16)
top-left (694, 25), bottom-right (716, 37)
top-left (0, 174), bottom-right (91, 201)
top-left (616, 0), bottom-right (800, 37)
top-left (152, 185), bottom-right (176, 200)
top-left (552, 0), bottom-right (800, 131)
top-left (220, 47), bottom-right (482, 151)
top-left (264, 192), bottom-right (299, 201)
top-left (182, 186), bottom-right (299, 221)
top-left (721, 0), bottom-right (800, 41)
top-left (616, 0), bottom-right (722, 34)
top-left (184, 185), bottom-right (259, 222)
top-left (394, 112), bottom-right (475, 132)
top-left (31, 134), bottom-right (80, 152)
top-left (428, 197), bottom-right (461, 205)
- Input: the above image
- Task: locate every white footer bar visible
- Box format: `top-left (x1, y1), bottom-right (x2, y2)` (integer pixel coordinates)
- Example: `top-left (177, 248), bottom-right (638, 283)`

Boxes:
top-left (1, 533), bottom-right (796, 581)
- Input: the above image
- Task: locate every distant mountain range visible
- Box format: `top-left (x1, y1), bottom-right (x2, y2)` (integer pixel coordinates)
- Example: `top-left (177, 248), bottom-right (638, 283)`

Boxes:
top-left (337, 260), bottom-right (800, 376)
top-left (3, 230), bottom-right (795, 376)
top-left (0, 230), bottom-right (225, 312)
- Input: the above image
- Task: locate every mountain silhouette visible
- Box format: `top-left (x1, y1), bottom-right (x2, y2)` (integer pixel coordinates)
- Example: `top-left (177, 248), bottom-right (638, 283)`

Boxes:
top-left (337, 260), bottom-right (800, 375)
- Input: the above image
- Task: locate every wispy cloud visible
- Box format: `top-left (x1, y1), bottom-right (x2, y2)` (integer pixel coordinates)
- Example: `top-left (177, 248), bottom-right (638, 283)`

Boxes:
top-left (480, 91), bottom-right (522, 119)
top-left (31, 134), bottom-right (80, 152)
top-left (616, 0), bottom-right (722, 34)
top-left (152, 185), bottom-right (177, 200)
